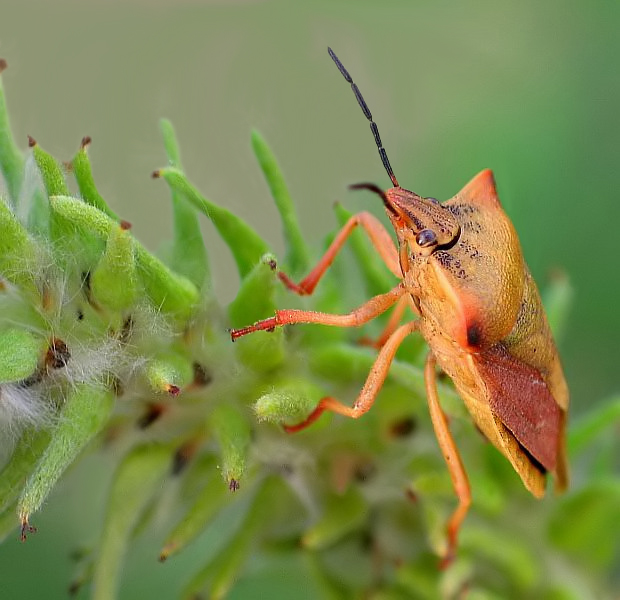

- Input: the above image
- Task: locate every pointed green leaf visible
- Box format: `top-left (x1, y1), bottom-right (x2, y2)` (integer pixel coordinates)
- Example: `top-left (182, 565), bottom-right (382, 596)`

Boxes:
top-left (159, 120), bottom-right (210, 289)
top-left (160, 466), bottom-right (229, 561)
top-left (210, 404), bottom-right (251, 490)
top-left (251, 129), bottom-right (309, 274)
top-left (71, 137), bottom-right (118, 219)
top-left (228, 253), bottom-right (285, 371)
top-left (135, 245), bottom-right (199, 318)
top-left (155, 166), bottom-right (268, 277)
top-left (0, 59), bottom-right (24, 207)
top-left (50, 196), bottom-right (199, 317)
top-left (90, 222), bottom-right (138, 312)
top-left (183, 477), bottom-right (282, 600)
top-left (92, 444), bottom-right (171, 600)
top-left (30, 137), bottom-right (69, 198)
top-left (0, 199), bottom-right (42, 297)
top-left (254, 379), bottom-right (322, 427)
top-left (144, 352), bottom-right (193, 396)
top-left (0, 428), bottom-right (51, 513)
top-left (17, 384), bottom-right (115, 527)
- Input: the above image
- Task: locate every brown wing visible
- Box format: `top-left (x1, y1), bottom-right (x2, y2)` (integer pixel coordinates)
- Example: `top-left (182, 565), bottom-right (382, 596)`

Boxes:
top-left (473, 343), bottom-right (561, 472)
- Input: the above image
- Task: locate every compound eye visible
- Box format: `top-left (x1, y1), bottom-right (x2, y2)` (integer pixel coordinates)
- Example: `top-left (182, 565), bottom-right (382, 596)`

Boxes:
top-left (415, 228), bottom-right (437, 248)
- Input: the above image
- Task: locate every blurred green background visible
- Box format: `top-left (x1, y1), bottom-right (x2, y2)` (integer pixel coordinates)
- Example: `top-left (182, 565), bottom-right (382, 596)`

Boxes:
top-left (1, 0), bottom-right (619, 597)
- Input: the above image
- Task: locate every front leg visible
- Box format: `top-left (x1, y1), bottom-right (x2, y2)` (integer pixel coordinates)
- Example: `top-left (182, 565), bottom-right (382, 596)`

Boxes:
top-left (278, 211), bottom-right (401, 296)
top-left (230, 284), bottom-right (405, 341)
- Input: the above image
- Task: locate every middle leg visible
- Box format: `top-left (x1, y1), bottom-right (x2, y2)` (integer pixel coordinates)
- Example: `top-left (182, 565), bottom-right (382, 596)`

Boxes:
top-left (283, 320), bottom-right (419, 432)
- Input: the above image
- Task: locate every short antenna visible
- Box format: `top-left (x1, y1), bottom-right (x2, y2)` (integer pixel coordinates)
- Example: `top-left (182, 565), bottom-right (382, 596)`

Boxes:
top-left (328, 47), bottom-right (399, 188)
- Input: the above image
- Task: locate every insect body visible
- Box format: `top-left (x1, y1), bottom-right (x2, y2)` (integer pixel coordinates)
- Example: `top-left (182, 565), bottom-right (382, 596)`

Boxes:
top-left (231, 47), bottom-right (568, 565)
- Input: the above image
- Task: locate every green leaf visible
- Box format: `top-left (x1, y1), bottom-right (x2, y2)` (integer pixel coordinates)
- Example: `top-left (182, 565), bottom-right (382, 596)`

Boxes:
top-left (0, 428), bottom-right (51, 513)
top-left (0, 328), bottom-right (44, 383)
top-left (0, 59), bottom-right (24, 207)
top-left (159, 462), bottom-right (229, 561)
top-left (251, 129), bottom-right (309, 274)
top-left (254, 379), bottom-right (322, 427)
top-left (90, 222), bottom-right (138, 312)
top-left (30, 137), bottom-right (69, 198)
top-left (182, 477), bottom-right (282, 600)
top-left (50, 195), bottom-right (199, 318)
top-left (71, 136), bottom-right (119, 219)
top-left (210, 404), bottom-right (251, 490)
top-left (0, 199), bottom-right (42, 298)
top-left (135, 245), bottom-right (199, 319)
top-left (17, 384), bottom-right (115, 528)
top-left (228, 254), bottom-right (285, 372)
top-left (144, 352), bottom-right (194, 396)
top-left (155, 166), bottom-right (269, 278)
top-left (159, 119), bottom-right (210, 289)
top-left (92, 444), bottom-right (171, 600)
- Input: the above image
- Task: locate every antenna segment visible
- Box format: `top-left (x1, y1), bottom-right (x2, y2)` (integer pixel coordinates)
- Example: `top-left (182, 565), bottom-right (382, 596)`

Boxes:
top-left (328, 47), bottom-right (399, 188)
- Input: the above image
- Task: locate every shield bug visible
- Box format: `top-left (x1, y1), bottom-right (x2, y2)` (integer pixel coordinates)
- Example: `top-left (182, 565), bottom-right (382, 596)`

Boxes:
top-left (230, 47), bottom-right (569, 565)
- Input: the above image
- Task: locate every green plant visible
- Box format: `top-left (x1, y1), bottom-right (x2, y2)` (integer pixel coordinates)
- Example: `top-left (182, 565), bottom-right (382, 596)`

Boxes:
top-left (1, 57), bottom-right (619, 600)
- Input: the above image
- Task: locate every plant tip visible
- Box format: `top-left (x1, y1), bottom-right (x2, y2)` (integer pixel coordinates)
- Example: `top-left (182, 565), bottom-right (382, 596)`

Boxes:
top-left (80, 135), bottom-right (92, 149)
top-left (27, 135), bottom-right (37, 148)
top-left (229, 479), bottom-right (240, 492)
top-left (166, 384), bottom-right (181, 397)
top-left (19, 516), bottom-right (37, 542)
top-left (0, 58), bottom-right (7, 73)
top-left (151, 169), bottom-right (161, 179)
top-left (120, 219), bottom-right (132, 231)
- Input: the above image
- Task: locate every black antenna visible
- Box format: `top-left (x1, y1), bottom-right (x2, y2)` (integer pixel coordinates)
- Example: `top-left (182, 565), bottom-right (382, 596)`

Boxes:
top-left (328, 47), bottom-right (399, 188)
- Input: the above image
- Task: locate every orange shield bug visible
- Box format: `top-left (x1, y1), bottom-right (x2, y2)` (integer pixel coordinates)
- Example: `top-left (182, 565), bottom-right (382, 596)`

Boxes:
top-left (231, 47), bottom-right (569, 565)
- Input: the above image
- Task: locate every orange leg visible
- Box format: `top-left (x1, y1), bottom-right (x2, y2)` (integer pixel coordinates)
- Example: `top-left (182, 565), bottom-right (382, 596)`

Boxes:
top-left (424, 353), bottom-right (471, 568)
top-left (283, 321), bottom-right (419, 433)
top-left (230, 284), bottom-right (405, 341)
top-left (358, 294), bottom-right (417, 349)
top-left (278, 211), bottom-right (400, 296)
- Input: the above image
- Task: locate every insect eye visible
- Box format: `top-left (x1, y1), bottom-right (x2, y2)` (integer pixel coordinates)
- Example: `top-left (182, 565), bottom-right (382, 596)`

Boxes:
top-left (416, 229), bottom-right (437, 248)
